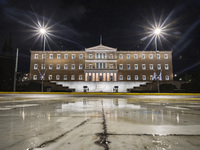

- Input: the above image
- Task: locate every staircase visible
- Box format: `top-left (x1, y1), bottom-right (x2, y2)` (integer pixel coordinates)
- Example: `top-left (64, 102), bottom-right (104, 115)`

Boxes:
top-left (129, 81), bottom-right (157, 92)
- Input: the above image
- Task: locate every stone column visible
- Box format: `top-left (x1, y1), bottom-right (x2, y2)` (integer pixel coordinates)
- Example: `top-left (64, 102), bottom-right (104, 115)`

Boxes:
top-left (85, 73), bottom-right (88, 81)
top-left (96, 73), bottom-right (99, 81)
top-left (92, 73), bottom-right (95, 81)
top-left (107, 73), bottom-right (110, 82)
top-left (103, 73), bottom-right (106, 81)
top-left (114, 73), bottom-right (117, 81)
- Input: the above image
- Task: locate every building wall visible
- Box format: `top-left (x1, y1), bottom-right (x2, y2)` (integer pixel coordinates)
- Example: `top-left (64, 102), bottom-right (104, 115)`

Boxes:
top-left (29, 45), bottom-right (173, 82)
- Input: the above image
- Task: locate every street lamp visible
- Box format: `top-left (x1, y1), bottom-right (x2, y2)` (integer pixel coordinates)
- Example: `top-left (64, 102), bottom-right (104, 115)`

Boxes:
top-left (154, 27), bottom-right (161, 93)
top-left (154, 28), bottom-right (161, 35)
top-left (39, 27), bottom-right (46, 92)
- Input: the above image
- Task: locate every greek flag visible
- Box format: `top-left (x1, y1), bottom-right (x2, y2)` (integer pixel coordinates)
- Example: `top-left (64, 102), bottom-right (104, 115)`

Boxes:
top-left (159, 71), bottom-right (162, 81)
top-left (38, 69), bottom-right (46, 80)
top-left (153, 72), bottom-right (157, 80)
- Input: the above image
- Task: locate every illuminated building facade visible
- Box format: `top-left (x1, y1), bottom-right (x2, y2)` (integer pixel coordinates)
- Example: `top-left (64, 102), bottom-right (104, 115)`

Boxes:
top-left (29, 44), bottom-right (173, 92)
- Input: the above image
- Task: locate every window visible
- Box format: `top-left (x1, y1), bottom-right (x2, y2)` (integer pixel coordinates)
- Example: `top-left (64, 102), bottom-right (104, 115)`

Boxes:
top-left (119, 64), bottom-right (123, 70)
top-left (79, 54), bottom-right (83, 59)
top-left (142, 75), bottom-right (146, 80)
top-left (149, 64), bottom-right (153, 70)
top-left (97, 63), bottom-right (106, 69)
top-left (56, 75), bottom-right (60, 80)
top-left (57, 54), bottom-right (60, 59)
top-left (127, 75), bottom-right (131, 80)
top-left (149, 54), bottom-right (153, 59)
top-left (100, 53), bottom-right (102, 58)
top-left (72, 54), bottom-right (76, 59)
top-left (164, 54), bottom-right (168, 59)
top-left (79, 75), bottom-right (82, 80)
top-left (134, 54), bottom-right (138, 59)
top-left (56, 64), bottom-right (60, 70)
top-left (150, 75), bottom-right (153, 80)
top-left (64, 64), bottom-right (68, 70)
top-left (119, 75), bottom-right (123, 80)
top-left (64, 54), bottom-right (68, 59)
top-left (134, 64), bottom-right (138, 70)
top-left (49, 54), bottom-right (53, 59)
top-left (41, 64), bottom-right (45, 69)
top-left (48, 75), bottom-right (52, 80)
top-left (142, 64), bottom-right (146, 70)
top-left (71, 64), bottom-right (75, 69)
top-left (96, 53), bottom-right (99, 58)
top-left (165, 64), bottom-right (169, 70)
top-left (119, 54), bottom-right (123, 59)
top-left (89, 64), bottom-right (93, 69)
top-left (103, 63), bottom-right (106, 68)
top-left (142, 54), bottom-right (145, 59)
top-left (34, 64), bottom-right (38, 70)
top-left (96, 63), bottom-right (99, 69)
top-left (42, 54), bottom-right (46, 59)
top-left (34, 54), bottom-right (38, 59)
top-left (109, 64), bottom-right (113, 69)
top-left (49, 64), bottom-right (53, 70)
top-left (33, 75), bottom-right (37, 80)
top-left (157, 64), bottom-right (161, 70)
top-left (103, 53), bottom-right (106, 58)
top-left (89, 54), bottom-right (93, 59)
top-left (71, 75), bottom-right (75, 80)
top-left (135, 75), bottom-right (138, 80)
top-left (127, 54), bottom-right (130, 59)
top-left (64, 75), bottom-right (67, 80)
top-left (127, 64), bottom-right (131, 70)
top-left (165, 75), bottom-right (169, 80)
top-left (79, 64), bottom-right (83, 69)
top-left (109, 54), bottom-right (113, 59)
top-left (157, 54), bottom-right (160, 59)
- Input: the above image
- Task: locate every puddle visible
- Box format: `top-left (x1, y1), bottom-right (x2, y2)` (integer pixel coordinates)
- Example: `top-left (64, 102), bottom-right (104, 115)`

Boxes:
top-left (0, 104), bottom-right (39, 111)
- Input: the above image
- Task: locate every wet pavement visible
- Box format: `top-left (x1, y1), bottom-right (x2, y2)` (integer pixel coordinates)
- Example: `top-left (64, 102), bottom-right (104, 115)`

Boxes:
top-left (0, 94), bottom-right (200, 150)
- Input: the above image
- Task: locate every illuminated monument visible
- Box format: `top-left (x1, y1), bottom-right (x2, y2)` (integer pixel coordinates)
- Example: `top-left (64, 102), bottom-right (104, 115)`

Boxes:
top-left (29, 44), bottom-right (173, 92)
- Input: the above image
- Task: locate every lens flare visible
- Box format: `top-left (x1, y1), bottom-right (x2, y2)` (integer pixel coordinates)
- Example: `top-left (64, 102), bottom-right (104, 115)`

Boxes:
top-left (39, 28), bottom-right (46, 35)
top-left (140, 11), bottom-right (180, 50)
top-left (154, 28), bottom-right (161, 35)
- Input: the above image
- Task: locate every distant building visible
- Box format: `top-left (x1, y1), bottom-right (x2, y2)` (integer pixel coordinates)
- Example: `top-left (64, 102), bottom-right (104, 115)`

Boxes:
top-left (29, 44), bottom-right (173, 92)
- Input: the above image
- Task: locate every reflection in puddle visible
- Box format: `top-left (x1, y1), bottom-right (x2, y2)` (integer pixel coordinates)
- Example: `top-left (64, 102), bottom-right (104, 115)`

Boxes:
top-left (55, 98), bottom-right (188, 125)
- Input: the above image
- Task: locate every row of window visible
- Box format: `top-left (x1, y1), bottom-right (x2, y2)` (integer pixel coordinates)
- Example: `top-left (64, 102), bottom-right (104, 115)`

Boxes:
top-left (33, 74), bottom-right (170, 81)
top-left (119, 54), bottom-right (168, 59)
top-left (33, 75), bottom-right (82, 81)
top-left (34, 54), bottom-right (83, 59)
top-left (34, 53), bottom-right (169, 60)
top-left (34, 63), bottom-right (169, 70)
top-left (34, 64), bottom-right (83, 70)
top-left (119, 64), bottom-right (169, 70)
top-left (119, 75), bottom-right (169, 81)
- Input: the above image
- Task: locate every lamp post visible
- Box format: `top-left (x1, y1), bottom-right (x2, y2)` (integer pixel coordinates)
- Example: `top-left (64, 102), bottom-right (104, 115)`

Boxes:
top-left (154, 28), bottom-right (161, 93)
top-left (40, 27), bottom-right (46, 92)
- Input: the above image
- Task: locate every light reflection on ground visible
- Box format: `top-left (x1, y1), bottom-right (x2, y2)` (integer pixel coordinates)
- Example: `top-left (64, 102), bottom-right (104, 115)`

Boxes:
top-left (0, 95), bottom-right (200, 150)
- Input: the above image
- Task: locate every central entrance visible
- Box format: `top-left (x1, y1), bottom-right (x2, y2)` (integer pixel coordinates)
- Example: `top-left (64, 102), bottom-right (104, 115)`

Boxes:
top-left (84, 70), bottom-right (118, 82)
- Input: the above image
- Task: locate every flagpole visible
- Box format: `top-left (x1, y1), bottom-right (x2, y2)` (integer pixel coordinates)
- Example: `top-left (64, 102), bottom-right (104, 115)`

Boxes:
top-left (13, 48), bottom-right (19, 92)
top-left (41, 36), bottom-right (45, 92)
top-left (155, 36), bottom-right (160, 93)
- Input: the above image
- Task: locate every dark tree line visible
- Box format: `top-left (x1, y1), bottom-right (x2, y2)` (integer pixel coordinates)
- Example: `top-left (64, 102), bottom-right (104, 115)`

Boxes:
top-left (0, 34), bottom-right (15, 91)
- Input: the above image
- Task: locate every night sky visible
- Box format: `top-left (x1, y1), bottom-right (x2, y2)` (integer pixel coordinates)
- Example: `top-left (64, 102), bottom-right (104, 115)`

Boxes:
top-left (0, 0), bottom-right (200, 75)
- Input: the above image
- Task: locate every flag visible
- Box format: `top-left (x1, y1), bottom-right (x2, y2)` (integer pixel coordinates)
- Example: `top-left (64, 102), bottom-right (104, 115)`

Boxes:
top-left (159, 71), bottom-right (162, 81)
top-left (153, 72), bottom-right (157, 80)
top-left (38, 69), bottom-right (46, 80)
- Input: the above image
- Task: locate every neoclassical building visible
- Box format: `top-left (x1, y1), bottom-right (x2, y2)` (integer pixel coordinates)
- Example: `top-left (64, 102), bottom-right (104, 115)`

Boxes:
top-left (29, 44), bottom-right (173, 92)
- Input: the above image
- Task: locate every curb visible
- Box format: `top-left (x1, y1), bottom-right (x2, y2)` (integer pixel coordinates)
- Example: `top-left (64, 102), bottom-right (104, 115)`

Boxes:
top-left (0, 92), bottom-right (200, 96)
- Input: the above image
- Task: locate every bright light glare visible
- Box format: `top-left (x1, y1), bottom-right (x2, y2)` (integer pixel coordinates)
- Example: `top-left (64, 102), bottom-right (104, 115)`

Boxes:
top-left (154, 28), bottom-right (161, 35)
top-left (40, 28), bottom-right (46, 34)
